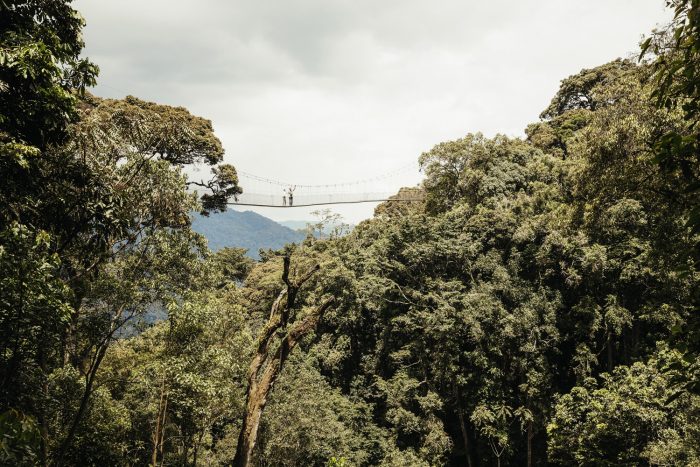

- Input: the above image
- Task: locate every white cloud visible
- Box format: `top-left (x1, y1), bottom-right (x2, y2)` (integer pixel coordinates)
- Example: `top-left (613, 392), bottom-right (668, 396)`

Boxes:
top-left (76, 0), bottom-right (671, 222)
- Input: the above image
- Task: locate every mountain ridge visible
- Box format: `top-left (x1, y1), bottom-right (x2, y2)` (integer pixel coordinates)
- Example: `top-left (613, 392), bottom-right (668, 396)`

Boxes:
top-left (191, 210), bottom-right (306, 259)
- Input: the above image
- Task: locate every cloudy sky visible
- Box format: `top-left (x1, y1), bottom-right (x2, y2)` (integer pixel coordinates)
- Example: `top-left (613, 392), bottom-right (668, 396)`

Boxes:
top-left (75, 0), bottom-right (671, 223)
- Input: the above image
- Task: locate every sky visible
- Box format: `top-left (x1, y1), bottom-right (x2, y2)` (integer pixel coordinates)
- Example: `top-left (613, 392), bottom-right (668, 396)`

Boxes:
top-left (75, 0), bottom-right (672, 223)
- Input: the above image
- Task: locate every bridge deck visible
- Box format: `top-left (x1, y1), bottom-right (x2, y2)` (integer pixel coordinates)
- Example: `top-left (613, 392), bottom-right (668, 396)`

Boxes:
top-left (229, 192), bottom-right (423, 208)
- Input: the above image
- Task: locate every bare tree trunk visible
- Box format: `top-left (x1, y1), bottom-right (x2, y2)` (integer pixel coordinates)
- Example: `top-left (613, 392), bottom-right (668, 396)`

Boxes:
top-left (456, 390), bottom-right (473, 467)
top-left (232, 256), bottom-right (334, 467)
top-left (233, 385), bottom-right (267, 467)
top-left (152, 373), bottom-right (168, 467)
top-left (55, 304), bottom-right (127, 466)
top-left (37, 348), bottom-right (49, 467)
top-left (181, 435), bottom-right (189, 467)
top-left (56, 342), bottom-right (108, 464)
top-left (527, 420), bottom-right (533, 467)
top-left (193, 431), bottom-right (204, 466)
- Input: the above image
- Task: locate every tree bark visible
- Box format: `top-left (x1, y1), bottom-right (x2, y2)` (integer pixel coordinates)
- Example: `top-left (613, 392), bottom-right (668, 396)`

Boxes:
top-left (456, 390), bottom-right (473, 467)
top-left (193, 431), bottom-right (204, 466)
top-left (233, 383), bottom-right (267, 467)
top-left (38, 347), bottom-right (49, 467)
top-left (151, 372), bottom-right (168, 467)
top-left (527, 420), bottom-right (533, 467)
top-left (232, 256), bottom-right (334, 467)
top-left (55, 304), bottom-right (127, 466)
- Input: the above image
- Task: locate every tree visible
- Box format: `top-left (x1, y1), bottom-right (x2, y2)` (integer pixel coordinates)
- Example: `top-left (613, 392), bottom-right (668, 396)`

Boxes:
top-left (233, 252), bottom-right (335, 467)
top-left (305, 209), bottom-right (350, 239)
top-left (0, 0), bottom-right (97, 152)
top-left (642, 0), bottom-right (700, 396)
top-left (33, 91), bottom-right (243, 464)
top-left (526, 59), bottom-right (637, 158)
top-left (1, 3), bottom-right (243, 462)
top-left (373, 187), bottom-right (425, 220)
top-left (642, 0), bottom-right (700, 244)
top-left (1, 2), bottom-right (98, 462)
top-left (255, 354), bottom-right (380, 466)
top-left (323, 60), bottom-right (696, 464)
top-left (0, 408), bottom-right (41, 466)
top-left (96, 279), bottom-right (253, 466)
top-left (6, 1), bottom-right (700, 464)
top-left (548, 348), bottom-right (700, 465)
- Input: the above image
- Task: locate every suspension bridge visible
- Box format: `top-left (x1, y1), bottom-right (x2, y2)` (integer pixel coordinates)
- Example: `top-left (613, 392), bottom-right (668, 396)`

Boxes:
top-left (228, 163), bottom-right (424, 208)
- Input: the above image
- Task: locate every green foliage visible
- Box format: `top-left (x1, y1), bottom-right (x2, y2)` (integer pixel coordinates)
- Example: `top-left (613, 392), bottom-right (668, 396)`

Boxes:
top-left (306, 209), bottom-right (351, 239)
top-left (0, 409), bottom-right (40, 466)
top-left (1, 2), bottom-right (242, 464)
top-left (0, 224), bottom-right (72, 410)
top-left (540, 59), bottom-right (638, 119)
top-left (547, 348), bottom-right (700, 466)
top-left (210, 247), bottom-right (255, 285)
top-left (419, 133), bottom-right (544, 213)
top-left (4, 1), bottom-right (700, 465)
top-left (0, 0), bottom-right (97, 148)
top-left (341, 131), bottom-right (567, 465)
top-left (199, 164), bottom-right (244, 213)
top-left (527, 59), bottom-right (637, 158)
top-left (94, 95), bottom-right (225, 165)
top-left (99, 286), bottom-right (254, 465)
top-left (310, 56), bottom-right (696, 465)
top-left (327, 457), bottom-right (349, 467)
top-left (642, 0), bottom-right (700, 396)
top-left (373, 187), bottom-right (425, 219)
top-left (256, 356), bottom-right (382, 467)
top-left (45, 366), bottom-right (130, 465)
top-left (643, 0), bottom-right (700, 172)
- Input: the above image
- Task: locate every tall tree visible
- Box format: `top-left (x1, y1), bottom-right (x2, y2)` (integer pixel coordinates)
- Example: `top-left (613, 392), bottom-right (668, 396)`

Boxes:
top-left (233, 253), bottom-right (334, 467)
top-left (48, 93), bottom-right (241, 464)
top-left (1, 1), bottom-right (97, 462)
top-left (643, 0), bottom-right (700, 394)
top-left (1, 3), bottom-right (243, 464)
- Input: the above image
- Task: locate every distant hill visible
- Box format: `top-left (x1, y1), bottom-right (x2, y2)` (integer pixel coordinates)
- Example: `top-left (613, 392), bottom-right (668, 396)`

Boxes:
top-left (191, 210), bottom-right (306, 259)
top-left (279, 219), bottom-right (356, 235)
top-left (278, 220), bottom-right (310, 231)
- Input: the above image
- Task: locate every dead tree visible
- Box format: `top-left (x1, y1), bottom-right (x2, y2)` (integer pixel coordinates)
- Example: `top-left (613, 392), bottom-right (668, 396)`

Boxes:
top-left (232, 255), bottom-right (335, 467)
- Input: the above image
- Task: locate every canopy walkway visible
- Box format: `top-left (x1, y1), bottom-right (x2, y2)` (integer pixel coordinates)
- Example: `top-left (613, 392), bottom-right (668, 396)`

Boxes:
top-left (231, 191), bottom-right (423, 207)
top-left (227, 164), bottom-right (423, 208)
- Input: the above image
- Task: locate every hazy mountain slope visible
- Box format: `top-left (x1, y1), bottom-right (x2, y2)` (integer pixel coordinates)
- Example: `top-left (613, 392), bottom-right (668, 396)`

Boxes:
top-left (279, 219), bottom-right (356, 235)
top-left (278, 220), bottom-right (310, 231)
top-left (191, 210), bottom-right (306, 259)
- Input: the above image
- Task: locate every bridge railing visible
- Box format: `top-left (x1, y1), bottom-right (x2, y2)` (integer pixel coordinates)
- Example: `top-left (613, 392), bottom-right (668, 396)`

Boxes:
top-left (230, 191), bottom-right (423, 207)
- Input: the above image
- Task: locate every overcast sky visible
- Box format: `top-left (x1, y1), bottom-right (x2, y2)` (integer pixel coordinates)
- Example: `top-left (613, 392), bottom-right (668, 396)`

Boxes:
top-left (75, 0), bottom-right (671, 223)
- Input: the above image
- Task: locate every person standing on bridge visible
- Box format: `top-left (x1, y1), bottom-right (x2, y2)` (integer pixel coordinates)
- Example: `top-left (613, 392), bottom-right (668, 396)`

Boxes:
top-left (286, 186), bottom-right (296, 206)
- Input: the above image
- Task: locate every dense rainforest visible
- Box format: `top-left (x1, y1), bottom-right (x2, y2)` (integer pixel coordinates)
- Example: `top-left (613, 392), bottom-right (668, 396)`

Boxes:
top-left (2, 1), bottom-right (700, 465)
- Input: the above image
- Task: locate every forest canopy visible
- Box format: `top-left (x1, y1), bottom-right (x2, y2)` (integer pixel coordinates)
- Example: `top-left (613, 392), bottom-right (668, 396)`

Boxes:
top-left (1, 1), bottom-right (700, 466)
